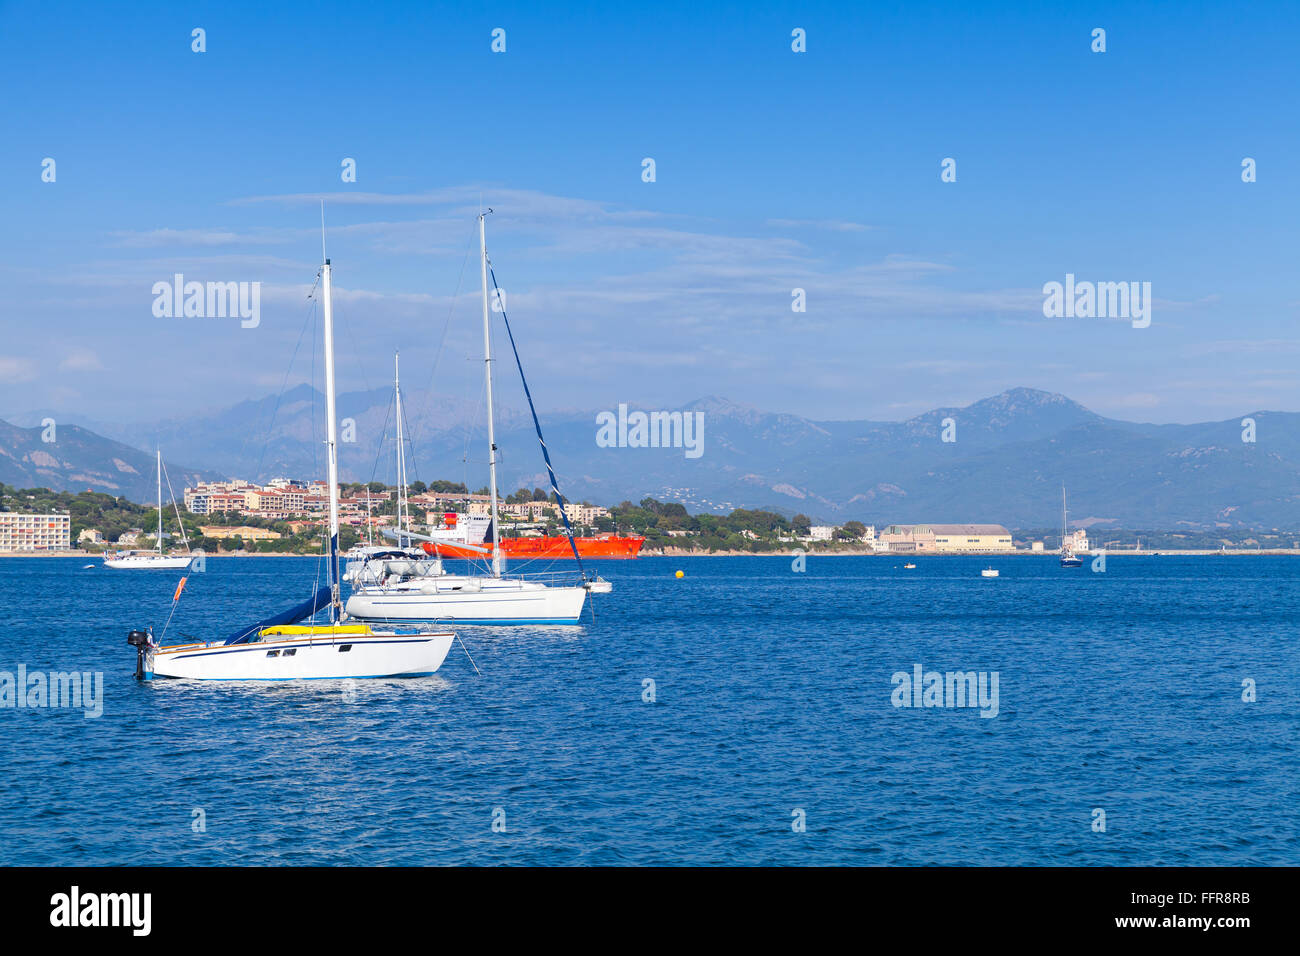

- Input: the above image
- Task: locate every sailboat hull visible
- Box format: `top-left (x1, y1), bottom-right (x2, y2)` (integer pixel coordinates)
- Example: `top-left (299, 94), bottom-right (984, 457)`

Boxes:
top-left (105, 554), bottom-right (198, 570)
top-left (147, 631), bottom-right (454, 680)
top-left (345, 580), bottom-right (587, 624)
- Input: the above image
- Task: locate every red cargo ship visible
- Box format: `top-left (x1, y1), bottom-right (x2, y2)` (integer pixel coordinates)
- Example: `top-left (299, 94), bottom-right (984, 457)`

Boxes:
top-left (418, 512), bottom-right (644, 560)
top-left (422, 534), bottom-right (644, 560)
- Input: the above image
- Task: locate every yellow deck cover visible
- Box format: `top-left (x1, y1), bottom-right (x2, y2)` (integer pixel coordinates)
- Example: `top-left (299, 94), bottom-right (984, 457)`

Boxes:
top-left (259, 624), bottom-right (373, 637)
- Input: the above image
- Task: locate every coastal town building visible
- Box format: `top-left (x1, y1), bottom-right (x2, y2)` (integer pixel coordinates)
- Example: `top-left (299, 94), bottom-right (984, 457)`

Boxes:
top-left (181, 479), bottom-right (613, 533)
top-left (199, 525), bottom-right (283, 541)
top-left (565, 503), bottom-right (610, 525)
top-left (0, 512), bottom-right (71, 551)
top-left (878, 524), bottom-right (1014, 553)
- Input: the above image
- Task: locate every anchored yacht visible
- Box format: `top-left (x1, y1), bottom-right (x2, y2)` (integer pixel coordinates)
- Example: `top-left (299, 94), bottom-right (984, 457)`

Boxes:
top-left (344, 212), bottom-right (606, 625)
top-left (128, 246), bottom-right (454, 680)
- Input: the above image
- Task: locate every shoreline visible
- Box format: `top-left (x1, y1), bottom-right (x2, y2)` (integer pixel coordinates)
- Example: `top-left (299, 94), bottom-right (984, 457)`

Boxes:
top-left (6, 549), bottom-right (1299, 559)
top-left (649, 549), bottom-right (1300, 557)
top-left (0, 550), bottom-right (317, 558)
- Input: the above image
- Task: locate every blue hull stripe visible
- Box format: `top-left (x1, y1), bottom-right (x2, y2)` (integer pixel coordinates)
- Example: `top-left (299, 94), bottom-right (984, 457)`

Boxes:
top-left (169, 637), bottom-right (437, 662)
top-left (149, 672), bottom-right (438, 682)
top-left (355, 618), bottom-right (580, 626)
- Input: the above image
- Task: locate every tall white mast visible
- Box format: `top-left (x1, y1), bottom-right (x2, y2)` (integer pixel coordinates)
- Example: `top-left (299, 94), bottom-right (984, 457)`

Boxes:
top-left (1061, 483), bottom-right (1068, 550)
top-left (156, 449), bottom-right (163, 554)
top-left (365, 488), bottom-right (373, 546)
top-left (322, 256), bottom-right (342, 621)
top-left (479, 211), bottom-right (503, 576)
top-left (394, 351), bottom-right (408, 547)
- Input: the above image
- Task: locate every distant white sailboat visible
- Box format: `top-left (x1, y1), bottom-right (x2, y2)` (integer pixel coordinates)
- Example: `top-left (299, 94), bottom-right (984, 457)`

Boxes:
top-left (129, 248), bottom-right (455, 681)
top-left (104, 450), bottom-right (201, 570)
top-left (345, 211), bottom-right (603, 625)
top-left (1060, 483), bottom-right (1083, 568)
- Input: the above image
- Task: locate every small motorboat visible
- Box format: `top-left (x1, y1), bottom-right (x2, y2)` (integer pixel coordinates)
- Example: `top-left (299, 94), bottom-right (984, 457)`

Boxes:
top-left (980, 567), bottom-right (999, 578)
top-left (903, 562), bottom-right (916, 569)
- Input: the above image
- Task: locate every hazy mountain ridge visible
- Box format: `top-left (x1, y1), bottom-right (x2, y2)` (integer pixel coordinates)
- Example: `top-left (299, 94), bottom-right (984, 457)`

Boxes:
top-left (3, 387), bottom-right (1297, 529)
top-left (0, 420), bottom-right (217, 502)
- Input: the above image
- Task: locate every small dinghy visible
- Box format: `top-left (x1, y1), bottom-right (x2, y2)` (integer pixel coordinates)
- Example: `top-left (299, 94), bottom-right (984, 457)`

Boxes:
top-left (980, 567), bottom-right (999, 578)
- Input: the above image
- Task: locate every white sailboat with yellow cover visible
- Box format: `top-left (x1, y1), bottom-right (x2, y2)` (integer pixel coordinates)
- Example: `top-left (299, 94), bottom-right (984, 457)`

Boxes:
top-left (128, 250), bottom-right (455, 681)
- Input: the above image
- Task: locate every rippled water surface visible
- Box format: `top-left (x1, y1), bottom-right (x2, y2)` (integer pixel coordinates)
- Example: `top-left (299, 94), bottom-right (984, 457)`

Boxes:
top-left (1, 554), bottom-right (1296, 865)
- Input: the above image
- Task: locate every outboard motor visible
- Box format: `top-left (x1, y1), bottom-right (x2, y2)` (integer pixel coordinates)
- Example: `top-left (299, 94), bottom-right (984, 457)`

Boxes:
top-left (127, 628), bottom-right (153, 680)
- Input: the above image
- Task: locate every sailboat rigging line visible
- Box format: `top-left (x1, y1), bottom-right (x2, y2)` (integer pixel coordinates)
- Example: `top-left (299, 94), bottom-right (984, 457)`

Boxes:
top-left (486, 264), bottom-right (586, 577)
top-left (159, 459), bottom-right (190, 552)
top-left (400, 392), bottom-right (422, 488)
top-left (455, 634), bottom-right (482, 676)
top-left (158, 590), bottom-right (183, 644)
top-left (250, 295), bottom-right (317, 486)
top-left (409, 221), bottom-right (476, 450)
top-left (458, 376), bottom-right (488, 496)
top-left (364, 391), bottom-right (396, 487)
top-left (339, 289), bottom-right (375, 396)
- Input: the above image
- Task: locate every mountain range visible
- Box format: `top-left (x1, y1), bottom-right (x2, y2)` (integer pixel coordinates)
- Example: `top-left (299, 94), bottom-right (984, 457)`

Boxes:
top-left (4, 387), bottom-right (1298, 530)
top-left (0, 418), bottom-right (217, 504)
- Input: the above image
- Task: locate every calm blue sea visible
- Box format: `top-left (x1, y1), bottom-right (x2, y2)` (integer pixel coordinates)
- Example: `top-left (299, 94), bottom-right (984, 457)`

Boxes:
top-left (0, 554), bottom-right (1296, 866)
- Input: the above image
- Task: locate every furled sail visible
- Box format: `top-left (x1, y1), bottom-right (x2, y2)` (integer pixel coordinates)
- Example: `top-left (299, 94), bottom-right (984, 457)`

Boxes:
top-left (221, 586), bottom-right (333, 645)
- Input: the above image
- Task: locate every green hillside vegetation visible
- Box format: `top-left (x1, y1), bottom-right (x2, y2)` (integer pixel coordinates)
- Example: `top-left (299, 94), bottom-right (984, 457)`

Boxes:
top-left (4, 482), bottom-right (1294, 555)
top-left (607, 498), bottom-right (866, 552)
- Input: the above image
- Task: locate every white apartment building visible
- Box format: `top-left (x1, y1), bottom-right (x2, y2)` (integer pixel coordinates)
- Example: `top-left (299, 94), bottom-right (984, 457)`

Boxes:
top-left (0, 512), bottom-right (71, 551)
top-left (501, 500), bottom-right (556, 520)
top-left (565, 503), bottom-right (610, 525)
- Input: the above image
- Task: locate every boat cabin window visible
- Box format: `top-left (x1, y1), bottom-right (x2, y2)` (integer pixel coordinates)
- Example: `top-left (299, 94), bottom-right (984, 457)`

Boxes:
top-left (266, 650), bottom-right (280, 657)
top-left (338, 644), bottom-right (352, 652)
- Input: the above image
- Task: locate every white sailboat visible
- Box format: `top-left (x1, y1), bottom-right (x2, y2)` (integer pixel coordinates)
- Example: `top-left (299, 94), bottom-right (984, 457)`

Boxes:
top-left (104, 450), bottom-right (201, 569)
top-left (1060, 483), bottom-right (1083, 568)
top-left (341, 354), bottom-right (426, 587)
top-left (129, 251), bottom-right (455, 680)
top-left (344, 211), bottom-right (599, 625)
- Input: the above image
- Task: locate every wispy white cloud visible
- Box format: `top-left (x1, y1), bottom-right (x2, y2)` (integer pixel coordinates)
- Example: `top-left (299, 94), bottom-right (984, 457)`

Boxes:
top-left (766, 218), bottom-right (872, 233)
top-left (109, 228), bottom-right (293, 248)
top-left (0, 356), bottom-right (38, 384)
top-left (59, 349), bottom-right (103, 371)
top-left (228, 186), bottom-right (667, 224)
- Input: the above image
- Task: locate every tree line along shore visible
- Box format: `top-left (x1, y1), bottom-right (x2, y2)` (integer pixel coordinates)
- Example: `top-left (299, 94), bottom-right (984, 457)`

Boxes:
top-left (2, 482), bottom-right (1297, 556)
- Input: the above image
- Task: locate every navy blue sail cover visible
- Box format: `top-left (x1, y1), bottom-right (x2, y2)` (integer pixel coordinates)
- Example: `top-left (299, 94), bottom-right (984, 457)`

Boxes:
top-left (221, 586), bottom-right (333, 645)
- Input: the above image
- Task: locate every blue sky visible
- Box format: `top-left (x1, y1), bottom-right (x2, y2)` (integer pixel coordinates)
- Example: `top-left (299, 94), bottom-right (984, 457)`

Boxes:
top-left (2, 0), bottom-right (1297, 427)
